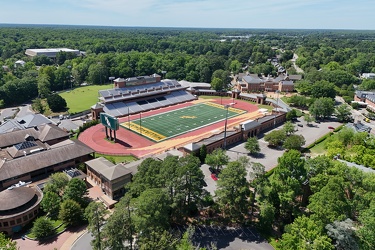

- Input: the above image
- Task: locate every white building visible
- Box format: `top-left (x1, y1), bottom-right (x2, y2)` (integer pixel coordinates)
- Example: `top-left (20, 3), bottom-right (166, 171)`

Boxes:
top-left (361, 73), bottom-right (375, 79)
top-left (25, 48), bottom-right (80, 59)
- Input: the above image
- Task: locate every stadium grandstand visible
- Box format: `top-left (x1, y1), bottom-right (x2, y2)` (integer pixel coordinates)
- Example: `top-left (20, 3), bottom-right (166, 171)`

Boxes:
top-left (96, 74), bottom-right (197, 117)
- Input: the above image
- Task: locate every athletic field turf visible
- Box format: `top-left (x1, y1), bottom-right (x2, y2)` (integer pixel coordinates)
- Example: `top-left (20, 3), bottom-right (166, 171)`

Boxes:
top-left (120, 102), bottom-right (246, 142)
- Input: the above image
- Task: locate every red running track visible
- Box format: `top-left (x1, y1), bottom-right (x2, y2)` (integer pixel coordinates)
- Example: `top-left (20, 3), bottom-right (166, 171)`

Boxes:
top-left (78, 98), bottom-right (259, 158)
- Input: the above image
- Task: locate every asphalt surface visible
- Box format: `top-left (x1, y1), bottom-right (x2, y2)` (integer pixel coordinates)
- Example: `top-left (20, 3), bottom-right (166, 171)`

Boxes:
top-left (71, 231), bottom-right (93, 250)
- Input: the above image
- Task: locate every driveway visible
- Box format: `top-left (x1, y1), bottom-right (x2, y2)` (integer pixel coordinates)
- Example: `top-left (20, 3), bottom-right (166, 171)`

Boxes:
top-left (187, 225), bottom-right (273, 250)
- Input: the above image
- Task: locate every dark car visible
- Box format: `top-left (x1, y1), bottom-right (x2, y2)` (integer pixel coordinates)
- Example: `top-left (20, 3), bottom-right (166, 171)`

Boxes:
top-left (208, 167), bottom-right (215, 174)
top-left (297, 123), bottom-right (303, 127)
top-left (328, 126), bottom-right (335, 130)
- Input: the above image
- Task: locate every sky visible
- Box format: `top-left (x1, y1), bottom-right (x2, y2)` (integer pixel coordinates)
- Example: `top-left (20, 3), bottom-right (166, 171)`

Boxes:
top-left (1, 0), bottom-right (375, 30)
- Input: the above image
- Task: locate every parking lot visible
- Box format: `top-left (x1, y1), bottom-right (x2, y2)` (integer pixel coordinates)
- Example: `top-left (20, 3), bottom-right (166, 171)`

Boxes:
top-left (202, 118), bottom-right (344, 195)
top-left (174, 225), bottom-right (273, 250)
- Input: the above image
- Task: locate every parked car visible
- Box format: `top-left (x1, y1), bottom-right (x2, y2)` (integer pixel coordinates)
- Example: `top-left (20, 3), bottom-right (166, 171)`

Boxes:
top-left (328, 126), bottom-right (335, 130)
top-left (208, 167), bottom-right (215, 174)
top-left (211, 173), bottom-right (218, 181)
top-left (297, 123), bottom-right (303, 127)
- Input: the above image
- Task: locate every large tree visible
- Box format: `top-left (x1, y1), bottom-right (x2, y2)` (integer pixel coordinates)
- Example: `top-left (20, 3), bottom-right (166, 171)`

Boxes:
top-left (85, 202), bottom-right (108, 250)
top-left (40, 191), bottom-right (61, 218)
top-left (245, 137), bottom-right (261, 155)
top-left (43, 172), bottom-right (69, 196)
top-left (103, 196), bottom-right (135, 250)
top-left (31, 217), bottom-right (55, 240)
top-left (279, 216), bottom-right (333, 250)
top-left (215, 161), bottom-right (250, 221)
top-left (264, 129), bottom-right (286, 147)
top-left (283, 134), bottom-right (306, 151)
top-left (310, 80), bottom-right (336, 99)
top-left (132, 188), bottom-right (170, 240)
top-left (326, 219), bottom-right (359, 250)
top-left (46, 94), bottom-right (67, 112)
top-left (63, 178), bottom-right (88, 206)
top-left (205, 148), bottom-right (229, 172)
top-left (59, 199), bottom-right (83, 226)
top-left (309, 97), bottom-right (335, 120)
top-left (335, 104), bottom-right (352, 122)
top-left (283, 121), bottom-right (296, 136)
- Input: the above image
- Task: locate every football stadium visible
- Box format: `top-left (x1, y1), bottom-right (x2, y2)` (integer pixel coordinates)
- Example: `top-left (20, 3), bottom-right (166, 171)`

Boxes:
top-left (122, 102), bottom-right (246, 142)
top-left (81, 74), bottom-right (287, 158)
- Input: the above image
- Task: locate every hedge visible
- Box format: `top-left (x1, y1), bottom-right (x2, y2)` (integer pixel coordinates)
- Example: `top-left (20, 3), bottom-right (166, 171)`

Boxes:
top-left (333, 124), bottom-right (345, 132)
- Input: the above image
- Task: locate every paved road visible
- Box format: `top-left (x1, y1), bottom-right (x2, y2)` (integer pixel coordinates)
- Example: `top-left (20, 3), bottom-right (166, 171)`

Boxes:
top-left (291, 53), bottom-right (304, 73)
top-left (71, 231), bottom-right (93, 250)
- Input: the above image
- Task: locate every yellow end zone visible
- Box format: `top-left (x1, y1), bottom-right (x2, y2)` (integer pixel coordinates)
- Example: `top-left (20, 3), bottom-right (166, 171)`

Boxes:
top-left (203, 102), bottom-right (246, 114)
top-left (121, 122), bottom-right (166, 142)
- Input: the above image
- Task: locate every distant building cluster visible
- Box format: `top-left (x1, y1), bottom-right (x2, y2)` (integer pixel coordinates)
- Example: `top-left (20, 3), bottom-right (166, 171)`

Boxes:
top-left (234, 73), bottom-right (301, 93)
top-left (0, 123), bottom-right (93, 235)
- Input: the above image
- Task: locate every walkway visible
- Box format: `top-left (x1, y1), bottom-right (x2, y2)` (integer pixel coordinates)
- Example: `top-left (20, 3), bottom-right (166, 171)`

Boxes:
top-left (13, 225), bottom-right (87, 250)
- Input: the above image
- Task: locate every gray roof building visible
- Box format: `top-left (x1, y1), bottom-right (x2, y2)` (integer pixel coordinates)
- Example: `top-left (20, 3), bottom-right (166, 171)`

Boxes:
top-left (0, 114), bottom-right (54, 134)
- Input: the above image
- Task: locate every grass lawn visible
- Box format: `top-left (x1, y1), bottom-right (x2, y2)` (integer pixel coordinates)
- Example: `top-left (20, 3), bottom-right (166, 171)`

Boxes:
top-left (95, 153), bottom-right (138, 164)
top-left (281, 96), bottom-right (289, 104)
top-left (257, 104), bottom-right (273, 111)
top-left (309, 140), bottom-right (327, 155)
top-left (59, 84), bottom-right (112, 113)
top-left (122, 102), bottom-right (246, 142)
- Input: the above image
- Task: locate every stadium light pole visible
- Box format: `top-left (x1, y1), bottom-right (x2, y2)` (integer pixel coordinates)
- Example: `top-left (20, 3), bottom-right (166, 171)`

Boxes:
top-left (98, 62), bottom-right (102, 85)
top-left (67, 65), bottom-right (72, 89)
top-left (109, 76), bottom-right (115, 87)
top-left (274, 90), bottom-right (280, 127)
top-left (223, 103), bottom-right (233, 150)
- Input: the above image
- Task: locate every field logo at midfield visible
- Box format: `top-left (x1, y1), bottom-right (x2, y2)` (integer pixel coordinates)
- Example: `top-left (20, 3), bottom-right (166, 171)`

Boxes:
top-left (180, 116), bottom-right (197, 119)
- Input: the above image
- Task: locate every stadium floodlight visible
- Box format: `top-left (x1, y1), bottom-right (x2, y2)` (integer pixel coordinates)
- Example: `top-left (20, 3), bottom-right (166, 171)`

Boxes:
top-left (109, 76), bottom-right (115, 87)
top-left (161, 70), bottom-right (167, 79)
top-left (223, 103), bottom-right (234, 149)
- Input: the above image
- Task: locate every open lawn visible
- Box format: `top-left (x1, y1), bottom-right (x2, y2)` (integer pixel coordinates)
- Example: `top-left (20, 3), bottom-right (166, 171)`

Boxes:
top-left (95, 153), bottom-right (138, 163)
top-left (121, 102), bottom-right (246, 142)
top-left (59, 84), bottom-right (112, 113)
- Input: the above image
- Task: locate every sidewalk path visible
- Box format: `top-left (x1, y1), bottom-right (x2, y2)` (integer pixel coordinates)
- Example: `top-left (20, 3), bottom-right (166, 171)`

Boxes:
top-left (13, 225), bottom-right (87, 250)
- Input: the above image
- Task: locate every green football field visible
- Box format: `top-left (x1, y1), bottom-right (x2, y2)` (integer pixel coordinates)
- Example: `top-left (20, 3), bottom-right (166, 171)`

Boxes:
top-left (120, 102), bottom-right (246, 142)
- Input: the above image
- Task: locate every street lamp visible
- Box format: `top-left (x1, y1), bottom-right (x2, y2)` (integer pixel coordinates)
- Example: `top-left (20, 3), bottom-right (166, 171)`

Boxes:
top-left (161, 70), bottom-right (167, 79)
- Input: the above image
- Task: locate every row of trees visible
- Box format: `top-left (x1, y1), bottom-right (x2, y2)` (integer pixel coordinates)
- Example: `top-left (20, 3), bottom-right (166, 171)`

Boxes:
top-left (84, 151), bottom-right (268, 249)
top-left (31, 173), bottom-right (88, 239)
top-left (264, 121), bottom-right (306, 150)
top-left (82, 131), bottom-right (375, 249)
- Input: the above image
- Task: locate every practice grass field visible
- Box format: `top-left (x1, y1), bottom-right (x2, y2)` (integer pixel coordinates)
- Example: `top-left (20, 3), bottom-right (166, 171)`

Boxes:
top-left (59, 84), bottom-right (112, 113)
top-left (120, 102), bottom-right (246, 142)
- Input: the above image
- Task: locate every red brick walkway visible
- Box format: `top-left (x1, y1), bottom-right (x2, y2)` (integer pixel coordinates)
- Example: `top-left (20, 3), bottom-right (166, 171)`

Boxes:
top-left (78, 98), bottom-right (260, 158)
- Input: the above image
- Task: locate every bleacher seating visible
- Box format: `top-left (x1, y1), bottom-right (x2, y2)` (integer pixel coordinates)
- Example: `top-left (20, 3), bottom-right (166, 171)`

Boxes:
top-left (100, 80), bottom-right (196, 117)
